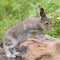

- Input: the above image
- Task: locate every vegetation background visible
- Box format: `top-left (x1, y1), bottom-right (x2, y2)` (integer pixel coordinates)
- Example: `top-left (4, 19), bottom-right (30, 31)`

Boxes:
top-left (0, 0), bottom-right (60, 43)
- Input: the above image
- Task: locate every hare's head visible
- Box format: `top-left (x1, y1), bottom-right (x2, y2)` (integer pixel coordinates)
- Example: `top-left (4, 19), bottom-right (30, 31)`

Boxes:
top-left (38, 5), bottom-right (54, 31)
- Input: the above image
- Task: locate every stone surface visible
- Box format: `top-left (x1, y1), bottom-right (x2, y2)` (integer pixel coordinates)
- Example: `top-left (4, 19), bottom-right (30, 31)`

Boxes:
top-left (19, 38), bottom-right (60, 60)
top-left (0, 38), bottom-right (60, 60)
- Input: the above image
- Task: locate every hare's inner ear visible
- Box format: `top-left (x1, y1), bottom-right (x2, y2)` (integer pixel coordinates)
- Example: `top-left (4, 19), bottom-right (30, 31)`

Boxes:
top-left (38, 5), bottom-right (46, 18)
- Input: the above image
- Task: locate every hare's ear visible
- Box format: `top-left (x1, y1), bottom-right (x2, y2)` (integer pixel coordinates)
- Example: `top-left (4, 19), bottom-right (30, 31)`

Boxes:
top-left (38, 5), bottom-right (46, 18)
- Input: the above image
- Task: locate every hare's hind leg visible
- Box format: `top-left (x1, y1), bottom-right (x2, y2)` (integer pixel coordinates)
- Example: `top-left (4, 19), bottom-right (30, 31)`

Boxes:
top-left (11, 48), bottom-right (20, 56)
top-left (4, 46), bottom-right (13, 58)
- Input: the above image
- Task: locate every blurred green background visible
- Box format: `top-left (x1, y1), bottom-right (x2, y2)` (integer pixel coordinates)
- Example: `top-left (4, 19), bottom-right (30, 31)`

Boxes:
top-left (0, 0), bottom-right (60, 43)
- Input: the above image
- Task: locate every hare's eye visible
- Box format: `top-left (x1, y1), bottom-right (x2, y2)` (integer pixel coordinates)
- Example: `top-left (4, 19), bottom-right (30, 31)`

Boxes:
top-left (46, 22), bottom-right (48, 25)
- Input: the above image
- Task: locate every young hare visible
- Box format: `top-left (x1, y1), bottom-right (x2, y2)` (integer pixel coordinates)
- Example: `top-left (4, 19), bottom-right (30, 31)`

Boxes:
top-left (3, 5), bottom-right (55, 58)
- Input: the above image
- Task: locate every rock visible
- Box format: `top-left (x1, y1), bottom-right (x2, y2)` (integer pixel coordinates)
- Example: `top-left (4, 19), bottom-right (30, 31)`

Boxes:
top-left (1, 38), bottom-right (60, 60)
top-left (19, 38), bottom-right (60, 60)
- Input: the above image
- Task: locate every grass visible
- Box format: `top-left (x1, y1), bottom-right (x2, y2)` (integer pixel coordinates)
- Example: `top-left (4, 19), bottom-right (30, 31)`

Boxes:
top-left (0, 0), bottom-right (60, 43)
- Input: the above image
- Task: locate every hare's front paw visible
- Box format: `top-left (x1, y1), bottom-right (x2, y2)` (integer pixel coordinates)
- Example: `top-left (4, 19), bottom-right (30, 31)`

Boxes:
top-left (46, 37), bottom-right (56, 40)
top-left (51, 37), bottom-right (56, 40)
top-left (44, 34), bottom-right (55, 40)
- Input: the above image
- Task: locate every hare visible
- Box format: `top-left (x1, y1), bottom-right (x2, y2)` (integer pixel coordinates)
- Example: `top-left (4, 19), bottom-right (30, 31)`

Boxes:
top-left (3, 5), bottom-right (55, 58)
